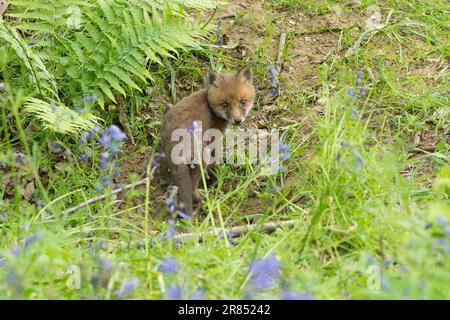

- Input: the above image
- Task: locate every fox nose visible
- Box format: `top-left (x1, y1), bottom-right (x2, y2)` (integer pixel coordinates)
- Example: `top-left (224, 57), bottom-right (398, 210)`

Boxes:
top-left (234, 118), bottom-right (243, 125)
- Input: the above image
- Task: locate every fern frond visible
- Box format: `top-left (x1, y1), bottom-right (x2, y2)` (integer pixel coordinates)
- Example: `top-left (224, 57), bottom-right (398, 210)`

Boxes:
top-left (7, 0), bottom-right (216, 106)
top-left (23, 98), bottom-right (102, 134)
top-left (6, 1), bottom-right (93, 32)
top-left (0, 19), bottom-right (57, 97)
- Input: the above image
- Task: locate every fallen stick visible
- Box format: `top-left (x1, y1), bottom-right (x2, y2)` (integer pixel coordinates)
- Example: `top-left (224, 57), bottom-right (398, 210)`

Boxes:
top-left (62, 166), bottom-right (157, 215)
top-left (219, 13), bottom-right (235, 19)
top-left (276, 32), bottom-right (287, 67)
top-left (127, 219), bottom-right (301, 247)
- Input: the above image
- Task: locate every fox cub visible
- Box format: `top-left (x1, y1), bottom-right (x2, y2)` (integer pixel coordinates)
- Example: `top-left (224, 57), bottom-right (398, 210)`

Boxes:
top-left (160, 66), bottom-right (255, 216)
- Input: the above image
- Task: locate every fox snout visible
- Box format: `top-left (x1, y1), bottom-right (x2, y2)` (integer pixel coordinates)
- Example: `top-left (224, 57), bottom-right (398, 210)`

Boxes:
top-left (229, 109), bottom-right (246, 125)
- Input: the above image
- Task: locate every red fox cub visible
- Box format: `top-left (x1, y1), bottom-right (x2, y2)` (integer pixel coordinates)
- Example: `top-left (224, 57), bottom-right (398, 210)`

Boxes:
top-left (161, 66), bottom-right (255, 216)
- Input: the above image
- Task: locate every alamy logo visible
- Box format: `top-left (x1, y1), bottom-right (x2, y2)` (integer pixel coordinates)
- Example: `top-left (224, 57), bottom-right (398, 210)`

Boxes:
top-left (170, 121), bottom-right (288, 174)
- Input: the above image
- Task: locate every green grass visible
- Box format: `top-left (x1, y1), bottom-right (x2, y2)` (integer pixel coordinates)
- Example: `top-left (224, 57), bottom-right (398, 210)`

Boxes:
top-left (0, 0), bottom-right (449, 299)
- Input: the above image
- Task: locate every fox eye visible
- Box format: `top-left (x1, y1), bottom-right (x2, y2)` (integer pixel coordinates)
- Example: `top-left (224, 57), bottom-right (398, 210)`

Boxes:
top-left (221, 102), bottom-right (229, 109)
top-left (240, 99), bottom-right (247, 106)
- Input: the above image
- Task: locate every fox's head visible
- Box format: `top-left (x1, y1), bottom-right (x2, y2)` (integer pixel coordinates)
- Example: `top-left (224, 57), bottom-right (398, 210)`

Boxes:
top-left (206, 66), bottom-right (255, 125)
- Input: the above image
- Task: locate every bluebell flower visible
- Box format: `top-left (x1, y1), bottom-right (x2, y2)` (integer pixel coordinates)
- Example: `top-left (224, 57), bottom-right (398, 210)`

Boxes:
top-left (166, 284), bottom-right (183, 300)
top-left (115, 277), bottom-right (139, 299)
top-left (161, 219), bottom-right (177, 240)
top-left (176, 210), bottom-right (190, 220)
top-left (271, 165), bottom-right (285, 174)
top-left (445, 226), bottom-right (450, 236)
top-left (278, 144), bottom-right (291, 152)
top-left (166, 195), bottom-right (176, 213)
top-left (81, 95), bottom-right (97, 103)
top-left (155, 151), bottom-right (166, 158)
top-left (279, 153), bottom-right (290, 161)
top-left (437, 215), bottom-right (447, 227)
top-left (13, 152), bottom-right (26, 165)
top-left (347, 86), bottom-right (355, 96)
top-left (97, 125), bottom-right (126, 154)
top-left (268, 65), bottom-right (281, 96)
top-left (191, 286), bottom-right (205, 300)
top-left (248, 256), bottom-right (280, 289)
top-left (216, 22), bottom-right (222, 48)
top-left (80, 132), bottom-right (89, 144)
top-left (95, 183), bottom-right (103, 194)
top-left (158, 257), bottom-right (180, 274)
top-left (219, 231), bottom-right (237, 246)
top-left (187, 121), bottom-right (202, 133)
top-left (100, 175), bottom-right (112, 187)
top-left (80, 153), bottom-right (90, 160)
top-left (356, 70), bottom-right (363, 86)
top-left (48, 141), bottom-right (62, 153)
top-left (99, 258), bottom-right (113, 272)
top-left (280, 291), bottom-right (314, 300)
top-left (99, 152), bottom-right (110, 169)
top-left (23, 233), bottom-right (42, 248)
top-left (106, 125), bottom-right (127, 141)
top-left (11, 246), bottom-right (21, 256)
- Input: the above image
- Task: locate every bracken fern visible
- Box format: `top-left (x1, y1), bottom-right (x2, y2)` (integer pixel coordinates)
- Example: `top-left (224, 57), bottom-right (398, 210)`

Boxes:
top-left (7, 0), bottom-right (216, 108)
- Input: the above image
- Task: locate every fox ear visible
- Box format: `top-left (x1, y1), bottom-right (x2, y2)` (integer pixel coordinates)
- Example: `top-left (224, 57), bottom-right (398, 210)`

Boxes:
top-left (237, 66), bottom-right (253, 83)
top-left (206, 70), bottom-right (223, 87)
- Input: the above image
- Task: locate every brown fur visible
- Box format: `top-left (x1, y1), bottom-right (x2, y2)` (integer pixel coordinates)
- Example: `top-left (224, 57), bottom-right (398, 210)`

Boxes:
top-left (160, 66), bottom-right (255, 216)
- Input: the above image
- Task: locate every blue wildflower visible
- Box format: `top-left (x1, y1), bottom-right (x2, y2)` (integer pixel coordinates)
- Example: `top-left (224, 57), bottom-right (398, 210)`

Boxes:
top-left (216, 22), bottom-right (222, 48)
top-left (13, 152), bottom-right (26, 165)
top-left (97, 125), bottom-right (126, 154)
top-left (155, 151), bottom-right (166, 158)
top-left (23, 233), bottom-right (42, 248)
top-left (176, 210), bottom-right (190, 220)
top-left (219, 231), bottom-right (237, 246)
top-left (48, 141), bottom-right (62, 153)
top-left (166, 284), bottom-right (183, 300)
top-left (100, 175), bottom-right (112, 187)
top-left (99, 258), bottom-right (113, 272)
top-left (437, 215), bottom-right (447, 227)
top-left (191, 286), bottom-right (205, 300)
top-left (356, 70), bottom-right (363, 86)
top-left (187, 121), bottom-right (202, 133)
top-left (279, 153), bottom-right (290, 161)
top-left (248, 256), bottom-right (280, 290)
top-left (158, 257), bottom-right (180, 274)
top-left (347, 86), bottom-right (355, 96)
top-left (280, 291), bottom-right (314, 300)
top-left (271, 165), bottom-right (285, 174)
top-left (80, 153), bottom-right (90, 160)
top-left (278, 144), bottom-right (291, 152)
top-left (113, 168), bottom-right (120, 177)
top-left (166, 195), bottom-right (176, 213)
top-left (161, 219), bottom-right (177, 240)
top-left (115, 277), bottom-right (139, 299)
top-left (99, 152), bottom-right (110, 169)
top-left (268, 65), bottom-right (281, 96)
top-left (95, 183), bottom-right (103, 194)
top-left (81, 95), bottom-right (97, 103)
